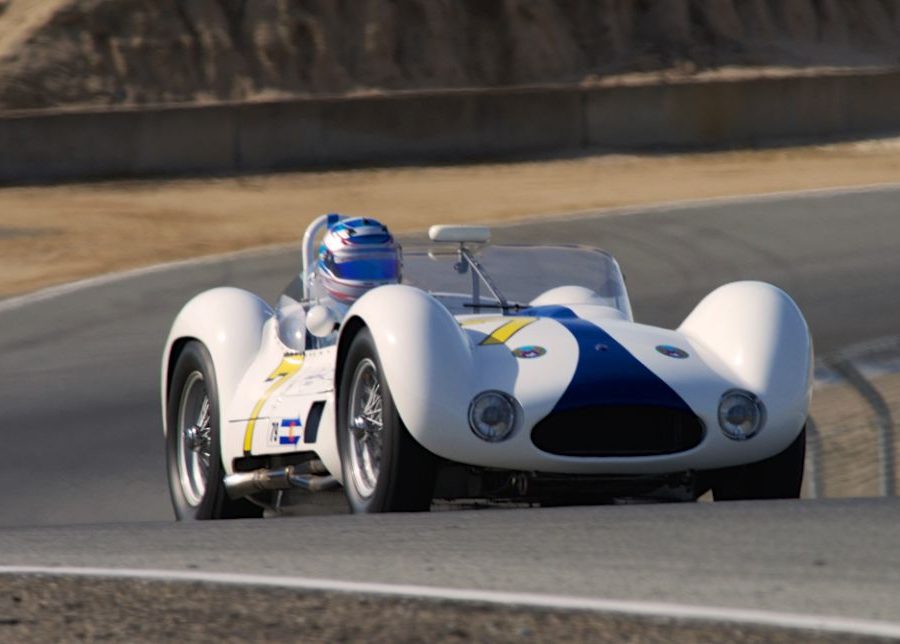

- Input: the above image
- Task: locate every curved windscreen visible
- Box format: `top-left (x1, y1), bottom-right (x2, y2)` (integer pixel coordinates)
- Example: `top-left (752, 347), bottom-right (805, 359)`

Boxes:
top-left (401, 244), bottom-right (632, 319)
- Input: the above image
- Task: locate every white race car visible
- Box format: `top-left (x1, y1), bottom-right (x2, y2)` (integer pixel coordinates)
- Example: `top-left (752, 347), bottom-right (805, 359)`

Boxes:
top-left (161, 216), bottom-right (812, 518)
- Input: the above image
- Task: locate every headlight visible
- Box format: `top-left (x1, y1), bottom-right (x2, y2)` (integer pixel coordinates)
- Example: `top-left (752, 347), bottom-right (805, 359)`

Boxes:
top-left (717, 390), bottom-right (765, 441)
top-left (468, 391), bottom-right (518, 442)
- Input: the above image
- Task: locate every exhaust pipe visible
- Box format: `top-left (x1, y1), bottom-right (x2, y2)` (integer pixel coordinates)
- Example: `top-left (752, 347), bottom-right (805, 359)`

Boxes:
top-left (224, 462), bottom-right (339, 499)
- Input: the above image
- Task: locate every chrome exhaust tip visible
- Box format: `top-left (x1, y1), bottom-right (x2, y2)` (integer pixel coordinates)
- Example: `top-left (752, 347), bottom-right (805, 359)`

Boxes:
top-left (224, 464), bottom-right (339, 499)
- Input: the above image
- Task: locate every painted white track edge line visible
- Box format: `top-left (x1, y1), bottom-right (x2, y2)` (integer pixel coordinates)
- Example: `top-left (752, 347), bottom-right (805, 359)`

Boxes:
top-left (1, 566), bottom-right (899, 638)
top-left (0, 242), bottom-right (296, 313)
top-left (3, 180), bottom-right (900, 315)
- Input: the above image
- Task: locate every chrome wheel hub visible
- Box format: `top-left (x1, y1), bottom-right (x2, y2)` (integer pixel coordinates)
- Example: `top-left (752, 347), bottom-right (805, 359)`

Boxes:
top-left (185, 424), bottom-right (203, 451)
top-left (347, 358), bottom-right (383, 499)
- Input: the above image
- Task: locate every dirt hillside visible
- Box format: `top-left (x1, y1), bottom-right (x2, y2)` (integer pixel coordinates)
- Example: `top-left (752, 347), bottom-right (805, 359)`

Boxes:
top-left (1, 0), bottom-right (900, 110)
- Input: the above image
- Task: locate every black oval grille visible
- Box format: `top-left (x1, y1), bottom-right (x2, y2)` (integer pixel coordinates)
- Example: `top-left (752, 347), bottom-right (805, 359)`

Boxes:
top-left (531, 406), bottom-right (705, 457)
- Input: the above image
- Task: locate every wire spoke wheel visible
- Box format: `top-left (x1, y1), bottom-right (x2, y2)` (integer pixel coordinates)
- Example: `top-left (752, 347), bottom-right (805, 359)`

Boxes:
top-left (166, 341), bottom-right (263, 520)
top-left (176, 371), bottom-right (211, 506)
top-left (337, 327), bottom-right (436, 513)
top-left (347, 358), bottom-right (383, 499)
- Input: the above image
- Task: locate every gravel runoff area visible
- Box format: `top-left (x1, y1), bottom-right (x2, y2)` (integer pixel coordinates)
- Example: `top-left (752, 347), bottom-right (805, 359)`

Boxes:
top-left (0, 575), bottom-right (892, 644)
top-left (1, 138), bottom-right (900, 299)
top-left (809, 379), bottom-right (884, 498)
top-left (809, 372), bottom-right (900, 498)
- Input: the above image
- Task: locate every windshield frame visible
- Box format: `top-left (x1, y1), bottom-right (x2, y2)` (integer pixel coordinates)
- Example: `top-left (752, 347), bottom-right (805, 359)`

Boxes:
top-left (401, 243), bottom-right (632, 319)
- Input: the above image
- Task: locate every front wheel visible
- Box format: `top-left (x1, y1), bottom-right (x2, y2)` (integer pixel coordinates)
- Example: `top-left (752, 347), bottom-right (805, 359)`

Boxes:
top-left (337, 328), bottom-right (436, 513)
top-left (710, 427), bottom-right (806, 501)
top-left (166, 341), bottom-right (262, 520)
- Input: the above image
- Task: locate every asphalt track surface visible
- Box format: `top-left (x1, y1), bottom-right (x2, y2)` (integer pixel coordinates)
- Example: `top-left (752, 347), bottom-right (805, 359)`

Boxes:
top-left (2, 186), bottom-right (900, 631)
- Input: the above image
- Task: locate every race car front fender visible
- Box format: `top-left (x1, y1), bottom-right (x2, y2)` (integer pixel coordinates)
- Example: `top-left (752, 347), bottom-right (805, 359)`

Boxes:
top-left (678, 280), bottom-right (813, 452)
top-left (338, 285), bottom-right (484, 454)
top-left (161, 287), bottom-right (273, 436)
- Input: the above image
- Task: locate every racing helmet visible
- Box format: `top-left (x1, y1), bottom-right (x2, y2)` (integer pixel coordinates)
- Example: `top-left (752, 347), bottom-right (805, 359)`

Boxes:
top-left (315, 217), bottom-right (401, 304)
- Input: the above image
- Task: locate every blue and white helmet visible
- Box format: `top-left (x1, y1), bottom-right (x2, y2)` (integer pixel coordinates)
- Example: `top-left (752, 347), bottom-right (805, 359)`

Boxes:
top-left (316, 216), bottom-right (401, 304)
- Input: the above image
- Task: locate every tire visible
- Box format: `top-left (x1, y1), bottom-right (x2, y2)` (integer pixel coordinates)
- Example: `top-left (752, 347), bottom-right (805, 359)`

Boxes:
top-left (166, 341), bottom-right (262, 520)
top-left (337, 327), bottom-right (436, 513)
top-left (711, 427), bottom-right (806, 501)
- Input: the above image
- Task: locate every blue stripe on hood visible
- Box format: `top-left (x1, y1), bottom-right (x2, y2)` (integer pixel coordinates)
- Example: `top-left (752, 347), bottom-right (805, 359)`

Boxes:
top-left (513, 305), bottom-right (690, 412)
top-left (552, 317), bottom-right (690, 413)
top-left (515, 305), bottom-right (578, 319)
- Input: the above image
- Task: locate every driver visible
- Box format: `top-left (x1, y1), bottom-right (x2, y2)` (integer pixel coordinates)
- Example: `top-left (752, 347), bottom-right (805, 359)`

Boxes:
top-left (277, 216), bottom-right (401, 352)
top-left (312, 216), bottom-right (402, 320)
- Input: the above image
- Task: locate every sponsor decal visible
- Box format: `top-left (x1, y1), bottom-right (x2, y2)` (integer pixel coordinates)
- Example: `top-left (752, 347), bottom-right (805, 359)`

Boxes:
top-left (655, 344), bottom-right (689, 359)
top-left (512, 345), bottom-right (547, 359)
top-left (271, 417), bottom-right (302, 445)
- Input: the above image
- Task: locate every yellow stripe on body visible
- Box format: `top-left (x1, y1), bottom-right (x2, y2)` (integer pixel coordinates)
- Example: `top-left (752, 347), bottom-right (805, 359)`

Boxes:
top-left (479, 317), bottom-right (537, 345)
top-left (243, 354), bottom-right (305, 455)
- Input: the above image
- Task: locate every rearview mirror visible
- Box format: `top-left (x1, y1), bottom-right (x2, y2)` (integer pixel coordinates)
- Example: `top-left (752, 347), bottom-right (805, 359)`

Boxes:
top-left (428, 225), bottom-right (491, 244)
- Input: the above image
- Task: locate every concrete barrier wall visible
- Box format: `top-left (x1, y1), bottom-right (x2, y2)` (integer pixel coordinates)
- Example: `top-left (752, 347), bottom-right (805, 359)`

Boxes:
top-left (1, 69), bottom-right (900, 183)
top-left (584, 71), bottom-right (900, 148)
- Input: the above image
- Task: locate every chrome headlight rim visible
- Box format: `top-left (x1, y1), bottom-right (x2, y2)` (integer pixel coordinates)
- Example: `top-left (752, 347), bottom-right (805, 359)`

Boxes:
top-left (468, 390), bottom-right (519, 443)
top-left (718, 389), bottom-right (766, 441)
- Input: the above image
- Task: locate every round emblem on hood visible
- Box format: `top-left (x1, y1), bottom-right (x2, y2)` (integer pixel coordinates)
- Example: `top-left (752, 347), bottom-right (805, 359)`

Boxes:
top-left (656, 344), bottom-right (689, 359)
top-left (512, 345), bottom-right (547, 359)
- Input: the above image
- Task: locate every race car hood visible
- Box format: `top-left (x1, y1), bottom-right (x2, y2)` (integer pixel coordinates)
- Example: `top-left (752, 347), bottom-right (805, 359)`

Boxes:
top-left (519, 307), bottom-right (690, 412)
top-left (459, 304), bottom-right (729, 430)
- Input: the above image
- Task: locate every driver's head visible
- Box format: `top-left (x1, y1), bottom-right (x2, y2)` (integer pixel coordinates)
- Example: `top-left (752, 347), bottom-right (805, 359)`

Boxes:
top-left (315, 217), bottom-right (401, 304)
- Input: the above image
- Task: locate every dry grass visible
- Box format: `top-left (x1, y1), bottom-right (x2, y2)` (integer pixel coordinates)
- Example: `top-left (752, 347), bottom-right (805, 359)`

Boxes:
top-left (1, 139), bottom-right (899, 298)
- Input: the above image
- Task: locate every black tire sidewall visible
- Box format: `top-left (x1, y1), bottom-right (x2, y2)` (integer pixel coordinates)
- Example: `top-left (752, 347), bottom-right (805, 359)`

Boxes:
top-left (338, 329), bottom-right (391, 512)
top-left (711, 427), bottom-right (807, 501)
top-left (337, 328), bottom-right (434, 513)
top-left (166, 341), bottom-right (257, 520)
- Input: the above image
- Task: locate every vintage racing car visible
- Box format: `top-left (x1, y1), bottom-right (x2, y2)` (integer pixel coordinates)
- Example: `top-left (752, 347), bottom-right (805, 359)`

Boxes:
top-left (161, 215), bottom-right (812, 518)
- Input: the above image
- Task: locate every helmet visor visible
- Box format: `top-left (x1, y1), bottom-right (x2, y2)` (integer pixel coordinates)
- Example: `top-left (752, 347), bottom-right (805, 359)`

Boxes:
top-left (327, 251), bottom-right (400, 281)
